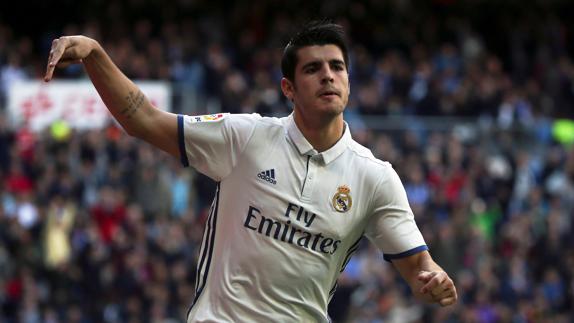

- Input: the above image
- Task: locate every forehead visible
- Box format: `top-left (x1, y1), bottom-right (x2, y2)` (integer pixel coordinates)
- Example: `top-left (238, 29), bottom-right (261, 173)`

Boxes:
top-left (295, 45), bottom-right (345, 67)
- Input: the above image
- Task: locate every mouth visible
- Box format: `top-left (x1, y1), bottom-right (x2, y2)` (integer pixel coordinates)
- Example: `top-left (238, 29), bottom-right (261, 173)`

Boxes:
top-left (317, 89), bottom-right (341, 98)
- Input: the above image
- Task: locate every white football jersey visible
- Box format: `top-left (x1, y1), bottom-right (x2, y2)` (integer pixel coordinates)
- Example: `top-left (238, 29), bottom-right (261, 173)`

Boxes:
top-left (179, 113), bottom-right (427, 323)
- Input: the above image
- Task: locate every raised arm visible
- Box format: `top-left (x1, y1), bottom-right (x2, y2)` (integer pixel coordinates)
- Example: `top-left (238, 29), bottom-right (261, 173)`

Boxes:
top-left (44, 36), bottom-right (179, 157)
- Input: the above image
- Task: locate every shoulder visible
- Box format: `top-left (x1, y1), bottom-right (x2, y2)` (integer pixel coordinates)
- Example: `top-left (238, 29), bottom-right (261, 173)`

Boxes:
top-left (259, 115), bottom-right (285, 127)
top-left (227, 114), bottom-right (286, 145)
top-left (344, 139), bottom-right (402, 189)
top-left (226, 113), bottom-right (263, 124)
top-left (346, 139), bottom-right (391, 170)
top-left (247, 115), bottom-right (289, 137)
top-left (225, 113), bottom-right (284, 128)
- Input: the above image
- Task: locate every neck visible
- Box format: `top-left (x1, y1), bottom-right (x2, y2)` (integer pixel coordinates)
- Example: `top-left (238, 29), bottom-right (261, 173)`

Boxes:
top-left (293, 109), bottom-right (345, 152)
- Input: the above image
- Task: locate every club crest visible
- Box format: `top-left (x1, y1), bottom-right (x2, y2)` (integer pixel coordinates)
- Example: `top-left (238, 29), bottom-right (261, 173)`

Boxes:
top-left (332, 185), bottom-right (352, 213)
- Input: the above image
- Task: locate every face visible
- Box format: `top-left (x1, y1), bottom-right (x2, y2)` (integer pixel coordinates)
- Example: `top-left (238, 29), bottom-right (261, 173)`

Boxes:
top-left (281, 45), bottom-right (350, 121)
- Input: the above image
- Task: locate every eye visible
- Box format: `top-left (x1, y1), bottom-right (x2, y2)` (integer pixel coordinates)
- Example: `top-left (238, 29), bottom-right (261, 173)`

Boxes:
top-left (304, 66), bottom-right (317, 74)
top-left (331, 63), bottom-right (345, 71)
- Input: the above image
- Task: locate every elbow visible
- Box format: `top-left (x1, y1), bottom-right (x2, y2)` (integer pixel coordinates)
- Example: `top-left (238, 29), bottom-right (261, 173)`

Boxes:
top-left (121, 123), bottom-right (145, 139)
top-left (123, 125), bottom-right (138, 137)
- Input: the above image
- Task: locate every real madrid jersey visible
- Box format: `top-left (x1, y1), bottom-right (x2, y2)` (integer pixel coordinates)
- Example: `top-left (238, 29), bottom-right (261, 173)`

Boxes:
top-left (178, 113), bottom-right (427, 323)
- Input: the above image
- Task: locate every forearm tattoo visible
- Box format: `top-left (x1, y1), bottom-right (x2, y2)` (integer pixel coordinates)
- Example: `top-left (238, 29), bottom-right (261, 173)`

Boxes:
top-left (121, 90), bottom-right (145, 119)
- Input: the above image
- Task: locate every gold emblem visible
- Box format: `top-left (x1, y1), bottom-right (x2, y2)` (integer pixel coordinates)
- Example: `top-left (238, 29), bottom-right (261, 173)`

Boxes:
top-left (332, 185), bottom-right (352, 213)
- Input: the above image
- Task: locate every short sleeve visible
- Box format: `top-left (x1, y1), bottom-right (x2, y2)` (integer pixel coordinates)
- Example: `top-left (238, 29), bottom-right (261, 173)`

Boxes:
top-left (178, 113), bottom-right (260, 181)
top-left (364, 163), bottom-right (428, 262)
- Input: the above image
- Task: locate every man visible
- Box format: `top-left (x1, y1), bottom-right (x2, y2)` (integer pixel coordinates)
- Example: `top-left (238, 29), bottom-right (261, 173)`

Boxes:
top-left (45, 21), bottom-right (457, 322)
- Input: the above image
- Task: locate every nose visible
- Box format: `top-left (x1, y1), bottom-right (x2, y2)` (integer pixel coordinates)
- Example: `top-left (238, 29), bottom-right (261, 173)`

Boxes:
top-left (320, 64), bottom-right (334, 84)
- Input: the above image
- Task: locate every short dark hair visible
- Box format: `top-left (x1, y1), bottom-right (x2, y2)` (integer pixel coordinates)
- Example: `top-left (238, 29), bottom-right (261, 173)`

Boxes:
top-left (281, 20), bottom-right (349, 82)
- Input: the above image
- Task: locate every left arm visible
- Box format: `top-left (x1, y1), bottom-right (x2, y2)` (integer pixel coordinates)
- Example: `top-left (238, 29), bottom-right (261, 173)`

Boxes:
top-left (365, 164), bottom-right (457, 306)
top-left (392, 250), bottom-right (457, 306)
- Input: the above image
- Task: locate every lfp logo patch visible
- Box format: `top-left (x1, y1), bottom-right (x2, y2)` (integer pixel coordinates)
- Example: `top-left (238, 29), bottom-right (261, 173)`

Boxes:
top-left (191, 113), bottom-right (228, 123)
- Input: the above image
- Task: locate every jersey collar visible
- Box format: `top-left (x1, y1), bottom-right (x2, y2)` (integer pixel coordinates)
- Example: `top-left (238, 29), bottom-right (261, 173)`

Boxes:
top-left (285, 113), bottom-right (351, 165)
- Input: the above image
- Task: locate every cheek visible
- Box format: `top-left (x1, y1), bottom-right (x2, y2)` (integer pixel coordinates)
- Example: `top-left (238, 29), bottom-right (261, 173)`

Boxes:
top-left (298, 85), bottom-right (315, 100)
top-left (342, 82), bottom-right (350, 100)
top-left (293, 78), bottom-right (314, 98)
top-left (340, 76), bottom-right (350, 92)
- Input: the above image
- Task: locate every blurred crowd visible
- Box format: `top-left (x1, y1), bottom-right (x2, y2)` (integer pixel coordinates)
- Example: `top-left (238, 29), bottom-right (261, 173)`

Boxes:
top-left (1, 0), bottom-right (574, 322)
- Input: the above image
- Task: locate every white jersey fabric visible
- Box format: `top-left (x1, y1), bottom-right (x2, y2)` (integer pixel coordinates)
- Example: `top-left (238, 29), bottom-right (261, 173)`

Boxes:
top-left (179, 113), bottom-right (427, 323)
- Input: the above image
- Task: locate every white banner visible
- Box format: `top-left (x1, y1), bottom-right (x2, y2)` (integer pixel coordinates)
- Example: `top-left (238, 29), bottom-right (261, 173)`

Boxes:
top-left (7, 80), bottom-right (171, 132)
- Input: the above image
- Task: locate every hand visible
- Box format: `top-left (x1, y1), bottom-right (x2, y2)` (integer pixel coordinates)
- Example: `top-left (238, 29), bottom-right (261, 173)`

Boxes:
top-left (417, 270), bottom-right (457, 306)
top-left (44, 36), bottom-right (98, 82)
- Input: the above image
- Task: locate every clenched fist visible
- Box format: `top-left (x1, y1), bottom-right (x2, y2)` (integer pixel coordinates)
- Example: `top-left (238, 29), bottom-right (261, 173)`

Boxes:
top-left (418, 270), bottom-right (457, 306)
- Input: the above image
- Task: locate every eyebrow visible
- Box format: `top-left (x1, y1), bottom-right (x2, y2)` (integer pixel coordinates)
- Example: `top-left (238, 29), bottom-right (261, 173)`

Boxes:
top-left (301, 59), bottom-right (346, 70)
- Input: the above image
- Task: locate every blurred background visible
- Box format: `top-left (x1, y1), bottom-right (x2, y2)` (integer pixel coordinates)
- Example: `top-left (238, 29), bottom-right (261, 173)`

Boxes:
top-left (1, 0), bottom-right (574, 322)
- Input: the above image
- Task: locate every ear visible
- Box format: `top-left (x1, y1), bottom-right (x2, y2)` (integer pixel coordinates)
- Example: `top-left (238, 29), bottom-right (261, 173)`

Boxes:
top-left (281, 77), bottom-right (295, 102)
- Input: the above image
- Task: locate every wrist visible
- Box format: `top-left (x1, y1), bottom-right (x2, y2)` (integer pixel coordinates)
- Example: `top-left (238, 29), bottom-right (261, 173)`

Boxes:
top-left (84, 38), bottom-right (103, 61)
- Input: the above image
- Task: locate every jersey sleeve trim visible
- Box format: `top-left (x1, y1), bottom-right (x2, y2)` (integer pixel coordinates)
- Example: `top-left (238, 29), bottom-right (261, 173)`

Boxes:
top-left (177, 114), bottom-right (190, 167)
top-left (383, 245), bottom-right (428, 262)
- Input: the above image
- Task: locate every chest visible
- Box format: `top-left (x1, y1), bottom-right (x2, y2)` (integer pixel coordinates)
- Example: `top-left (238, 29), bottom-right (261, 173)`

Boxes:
top-left (229, 140), bottom-right (371, 241)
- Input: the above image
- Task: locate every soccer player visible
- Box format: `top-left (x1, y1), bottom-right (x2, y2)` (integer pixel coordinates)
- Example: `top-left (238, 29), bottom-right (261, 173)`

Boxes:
top-left (45, 21), bottom-right (457, 322)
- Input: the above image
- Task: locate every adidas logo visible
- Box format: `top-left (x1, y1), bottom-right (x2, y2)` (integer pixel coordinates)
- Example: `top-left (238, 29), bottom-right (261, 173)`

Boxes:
top-left (257, 169), bottom-right (277, 185)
